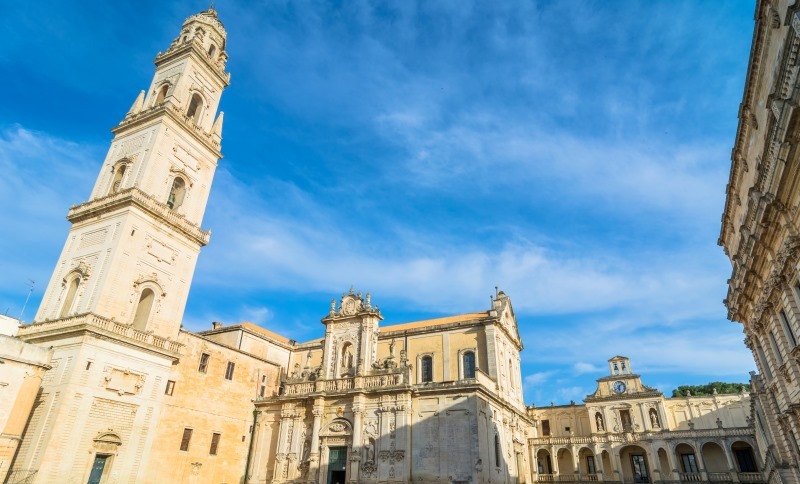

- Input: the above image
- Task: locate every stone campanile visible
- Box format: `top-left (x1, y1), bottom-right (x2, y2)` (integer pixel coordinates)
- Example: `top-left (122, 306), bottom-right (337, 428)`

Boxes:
top-left (33, 8), bottom-right (229, 339)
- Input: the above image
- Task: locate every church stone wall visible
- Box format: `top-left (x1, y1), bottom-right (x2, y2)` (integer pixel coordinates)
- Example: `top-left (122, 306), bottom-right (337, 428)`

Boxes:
top-left (142, 331), bottom-right (282, 484)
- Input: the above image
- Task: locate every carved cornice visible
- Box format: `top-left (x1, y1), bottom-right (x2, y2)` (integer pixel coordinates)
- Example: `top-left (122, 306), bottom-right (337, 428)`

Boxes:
top-left (113, 102), bottom-right (222, 157)
top-left (67, 187), bottom-right (210, 246)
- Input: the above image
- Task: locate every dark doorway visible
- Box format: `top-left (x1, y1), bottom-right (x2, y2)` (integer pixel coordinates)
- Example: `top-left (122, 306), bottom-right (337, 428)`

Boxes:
top-left (327, 446), bottom-right (347, 484)
top-left (87, 454), bottom-right (109, 484)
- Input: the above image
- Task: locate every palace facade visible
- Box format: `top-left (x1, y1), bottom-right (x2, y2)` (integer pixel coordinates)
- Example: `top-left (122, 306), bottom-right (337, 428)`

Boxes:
top-left (720, 1), bottom-right (800, 483)
top-left (0, 6), bottom-right (766, 484)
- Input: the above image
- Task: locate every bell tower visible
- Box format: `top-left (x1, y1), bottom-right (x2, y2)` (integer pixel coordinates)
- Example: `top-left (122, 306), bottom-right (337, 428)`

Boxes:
top-left (32, 8), bottom-right (229, 339)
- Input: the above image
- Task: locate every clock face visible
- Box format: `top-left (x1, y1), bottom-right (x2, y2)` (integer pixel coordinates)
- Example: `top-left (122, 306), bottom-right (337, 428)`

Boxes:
top-left (613, 381), bottom-right (627, 393)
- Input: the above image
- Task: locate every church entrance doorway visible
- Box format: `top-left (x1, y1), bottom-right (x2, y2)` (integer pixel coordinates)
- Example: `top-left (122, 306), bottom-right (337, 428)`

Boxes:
top-left (87, 454), bottom-right (109, 484)
top-left (327, 446), bottom-right (347, 484)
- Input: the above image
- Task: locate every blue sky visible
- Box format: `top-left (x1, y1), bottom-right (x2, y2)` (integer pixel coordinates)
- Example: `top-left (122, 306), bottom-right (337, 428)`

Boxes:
top-left (0, 1), bottom-right (756, 405)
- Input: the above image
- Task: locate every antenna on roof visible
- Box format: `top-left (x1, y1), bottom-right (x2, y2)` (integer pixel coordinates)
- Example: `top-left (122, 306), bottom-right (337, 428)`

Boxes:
top-left (495, 286), bottom-right (498, 298)
top-left (18, 279), bottom-right (35, 322)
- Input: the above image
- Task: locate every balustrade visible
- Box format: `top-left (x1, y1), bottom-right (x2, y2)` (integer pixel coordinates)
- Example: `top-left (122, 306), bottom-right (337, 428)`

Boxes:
top-left (18, 313), bottom-right (183, 354)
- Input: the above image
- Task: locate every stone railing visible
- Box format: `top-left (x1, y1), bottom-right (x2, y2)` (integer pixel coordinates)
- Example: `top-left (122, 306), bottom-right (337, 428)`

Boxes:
top-left (114, 101), bottom-right (221, 153)
top-left (19, 313), bottom-right (183, 355)
top-left (707, 472), bottom-right (733, 482)
top-left (737, 472), bottom-right (764, 483)
top-left (537, 475), bottom-right (605, 483)
top-left (273, 368), bottom-right (411, 398)
top-left (529, 427), bottom-right (754, 446)
top-left (535, 472), bottom-right (760, 484)
top-left (154, 39), bottom-right (231, 83)
top-left (68, 188), bottom-right (210, 245)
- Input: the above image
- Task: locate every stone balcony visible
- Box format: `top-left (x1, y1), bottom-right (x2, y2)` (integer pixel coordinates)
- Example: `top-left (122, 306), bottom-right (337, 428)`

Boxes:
top-left (529, 427), bottom-right (754, 446)
top-left (18, 313), bottom-right (183, 358)
top-left (67, 187), bottom-right (210, 246)
top-left (255, 366), bottom-right (499, 401)
top-left (535, 472), bottom-right (764, 484)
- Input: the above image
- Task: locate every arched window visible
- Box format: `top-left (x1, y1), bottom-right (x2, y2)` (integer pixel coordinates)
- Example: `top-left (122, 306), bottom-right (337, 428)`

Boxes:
top-left (421, 356), bottom-right (433, 383)
top-left (132, 288), bottom-right (155, 330)
top-left (167, 177), bottom-right (186, 210)
top-left (462, 351), bottom-right (476, 379)
top-left (208, 44), bottom-right (217, 58)
top-left (109, 164), bottom-right (126, 194)
top-left (186, 93), bottom-right (203, 124)
top-left (60, 277), bottom-right (80, 318)
top-left (155, 84), bottom-right (169, 106)
top-left (494, 433), bottom-right (502, 467)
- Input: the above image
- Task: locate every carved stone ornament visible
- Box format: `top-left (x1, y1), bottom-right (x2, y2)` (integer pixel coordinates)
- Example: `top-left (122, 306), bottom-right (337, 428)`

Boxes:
top-left (103, 367), bottom-right (145, 396)
top-left (329, 422), bottom-right (347, 432)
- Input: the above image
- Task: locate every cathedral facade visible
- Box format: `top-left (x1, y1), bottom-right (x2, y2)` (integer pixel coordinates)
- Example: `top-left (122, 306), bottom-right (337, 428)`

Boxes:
top-left (0, 6), bottom-right (764, 484)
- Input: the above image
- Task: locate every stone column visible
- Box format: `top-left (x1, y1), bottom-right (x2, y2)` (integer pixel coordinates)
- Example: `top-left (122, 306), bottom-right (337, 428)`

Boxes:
top-left (593, 446), bottom-right (605, 482)
top-left (550, 445), bottom-right (560, 475)
top-left (722, 439), bottom-right (740, 482)
top-left (273, 409), bottom-right (294, 482)
top-left (664, 443), bottom-right (679, 480)
top-left (612, 451), bottom-right (624, 482)
top-left (309, 401), bottom-right (324, 483)
top-left (571, 445), bottom-right (580, 477)
top-left (349, 403), bottom-right (363, 483)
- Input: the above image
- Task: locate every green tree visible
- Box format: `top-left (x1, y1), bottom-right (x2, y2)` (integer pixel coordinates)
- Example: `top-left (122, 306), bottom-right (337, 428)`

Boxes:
top-left (671, 382), bottom-right (750, 397)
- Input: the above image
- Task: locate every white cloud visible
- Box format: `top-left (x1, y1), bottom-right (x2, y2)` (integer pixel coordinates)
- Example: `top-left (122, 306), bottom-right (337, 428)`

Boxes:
top-left (573, 362), bottom-right (602, 375)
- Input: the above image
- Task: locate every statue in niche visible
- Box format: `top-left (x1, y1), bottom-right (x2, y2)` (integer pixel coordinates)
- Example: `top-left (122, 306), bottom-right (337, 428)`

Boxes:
top-left (595, 413), bottom-right (605, 431)
top-left (650, 409), bottom-right (660, 428)
top-left (342, 345), bottom-right (354, 372)
top-left (364, 437), bottom-right (376, 463)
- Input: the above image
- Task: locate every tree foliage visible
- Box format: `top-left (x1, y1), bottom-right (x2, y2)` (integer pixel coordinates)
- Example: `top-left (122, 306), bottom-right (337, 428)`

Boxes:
top-left (671, 382), bottom-right (750, 397)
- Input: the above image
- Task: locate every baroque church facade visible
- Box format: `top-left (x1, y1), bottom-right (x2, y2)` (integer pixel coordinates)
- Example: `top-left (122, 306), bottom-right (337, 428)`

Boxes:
top-left (0, 6), bottom-right (766, 484)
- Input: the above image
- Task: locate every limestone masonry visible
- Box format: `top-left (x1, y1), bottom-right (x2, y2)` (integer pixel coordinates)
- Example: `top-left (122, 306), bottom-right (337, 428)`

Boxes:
top-left (0, 6), bottom-right (774, 484)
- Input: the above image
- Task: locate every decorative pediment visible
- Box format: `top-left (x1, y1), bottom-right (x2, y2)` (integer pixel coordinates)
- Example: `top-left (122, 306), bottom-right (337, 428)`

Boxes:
top-left (62, 261), bottom-right (92, 285)
top-left (327, 287), bottom-right (380, 318)
top-left (322, 418), bottom-right (352, 436)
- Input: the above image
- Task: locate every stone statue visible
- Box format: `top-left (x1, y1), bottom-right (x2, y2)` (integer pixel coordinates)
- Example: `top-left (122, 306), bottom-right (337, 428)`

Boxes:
top-left (650, 410), bottom-right (659, 428)
top-left (291, 363), bottom-right (300, 379)
top-left (389, 338), bottom-right (396, 358)
top-left (342, 346), bottom-right (353, 370)
top-left (364, 438), bottom-right (375, 462)
top-left (596, 414), bottom-right (604, 431)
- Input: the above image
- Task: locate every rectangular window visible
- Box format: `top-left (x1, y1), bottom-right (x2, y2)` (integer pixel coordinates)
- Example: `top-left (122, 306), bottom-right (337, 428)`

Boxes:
top-left (209, 432), bottom-right (221, 455)
top-left (780, 311), bottom-right (798, 347)
top-left (165, 380), bottom-right (175, 396)
top-left (224, 361), bottom-right (235, 380)
top-left (542, 419), bottom-right (550, 436)
top-left (586, 455), bottom-right (596, 474)
top-left (198, 353), bottom-right (210, 373)
top-left (259, 374), bottom-right (267, 397)
top-left (757, 344), bottom-right (773, 379)
top-left (421, 356), bottom-right (433, 383)
top-left (769, 331), bottom-right (784, 364)
top-left (180, 428), bottom-right (193, 451)
top-left (681, 453), bottom-right (699, 473)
